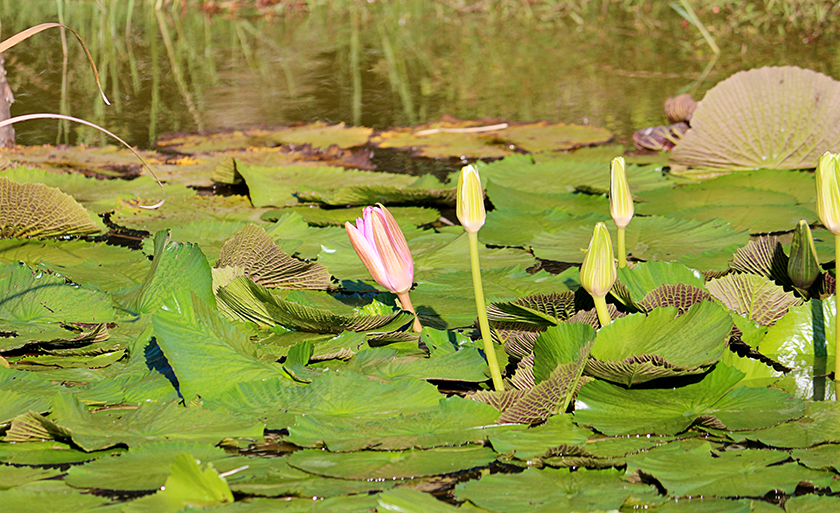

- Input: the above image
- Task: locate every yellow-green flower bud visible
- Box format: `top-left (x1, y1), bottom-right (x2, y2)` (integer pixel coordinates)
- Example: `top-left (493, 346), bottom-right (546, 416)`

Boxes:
top-left (580, 222), bottom-right (616, 299)
top-left (457, 164), bottom-right (486, 233)
top-left (609, 156), bottom-right (634, 229)
top-left (816, 151), bottom-right (840, 234)
top-left (788, 219), bottom-right (821, 292)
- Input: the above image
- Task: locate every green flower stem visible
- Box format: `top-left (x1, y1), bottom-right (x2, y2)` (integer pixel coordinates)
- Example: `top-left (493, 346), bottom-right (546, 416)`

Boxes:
top-left (835, 233), bottom-right (840, 386)
top-left (468, 231), bottom-right (505, 392)
top-left (396, 291), bottom-right (422, 332)
top-left (617, 227), bottom-right (627, 268)
top-left (593, 295), bottom-right (611, 327)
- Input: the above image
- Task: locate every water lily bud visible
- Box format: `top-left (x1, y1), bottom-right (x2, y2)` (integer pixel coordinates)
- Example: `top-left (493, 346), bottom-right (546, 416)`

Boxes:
top-left (788, 219), bottom-right (821, 292)
top-left (609, 156), bottom-right (634, 229)
top-left (816, 151), bottom-right (840, 234)
top-left (580, 222), bottom-right (616, 299)
top-left (345, 204), bottom-right (414, 294)
top-left (457, 164), bottom-right (486, 233)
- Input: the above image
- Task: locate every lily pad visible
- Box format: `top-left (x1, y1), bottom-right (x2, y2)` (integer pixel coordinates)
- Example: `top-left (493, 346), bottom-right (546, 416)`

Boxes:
top-left (574, 364), bottom-right (804, 435)
top-left (530, 216), bottom-right (749, 265)
top-left (287, 446), bottom-right (497, 480)
top-left (625, 439), bottom-right (832, 497)
top-left (671, 66), bottom-right (840, 170)
top-left (157, 122), bottom-right (373, 153)
top-left (48, 393), bottom-right (264, 451)
top-left (706, 273), bottom-right (802, 326)
top-left (286, 397), bottom-right (510, 451)
top-left (215, 224), bottom-right (331, 290)
top-left (455, 467), bottom-right (657, 512)
top-left (0, 177), bottom-right (103, 237)
top-left (586, 302), bottom-right (732, 386)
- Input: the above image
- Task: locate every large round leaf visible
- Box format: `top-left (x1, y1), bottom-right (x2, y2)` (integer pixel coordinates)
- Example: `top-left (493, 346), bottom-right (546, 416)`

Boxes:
top-left (586, 302), bottom-right (732, 386)
top-left (671, 66), bottom-right (840, 170)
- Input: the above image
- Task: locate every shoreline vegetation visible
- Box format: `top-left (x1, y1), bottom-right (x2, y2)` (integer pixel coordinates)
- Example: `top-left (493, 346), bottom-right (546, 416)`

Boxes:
top-left (3, 0), bottom-right (839, 149)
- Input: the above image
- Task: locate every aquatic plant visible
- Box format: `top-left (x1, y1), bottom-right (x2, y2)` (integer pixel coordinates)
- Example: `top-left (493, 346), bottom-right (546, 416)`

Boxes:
top-left (816, 151), bottom-right (840, 380)
top-left (609, 156), bottom-right (633, 268)
top-left (345, 204), bottom-right (422, 332)
top-left (787, 219), bottom-right (821, 296)
top-left (457, 164), bottom-right (504, 391)
top-left (580, 222), bottom-right (616, 327)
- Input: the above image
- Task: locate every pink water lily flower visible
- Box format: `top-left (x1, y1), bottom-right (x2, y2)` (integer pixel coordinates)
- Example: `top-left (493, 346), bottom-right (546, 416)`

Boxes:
top-left (345, 204), bottom-right (414, 293)
top-left (346, 204), bottom-right (421, 331)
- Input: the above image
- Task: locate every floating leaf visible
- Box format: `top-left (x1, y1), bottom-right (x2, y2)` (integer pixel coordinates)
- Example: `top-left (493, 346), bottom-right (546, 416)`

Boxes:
top-left (487, 414), bottom-right (591, 460)
top-left (286, 397), bottom-right (510, 451)
top-left (153, 290), bottom-right (294, 401)
top-left (671, 66), bottom-right (840, 170)
top-left (216, 277), bottom-right (413, 334)
top-left (122, 452), bottom-right (233, 513)
top-left (215, 224), bottom-right (331, 290)
top-left (119, 230), bottom-right (215, 315)
top-left (49, 394), bottom-right (264, 452)
top-left (706, 273), bottom-right (803, 326)
top-left (586, 302), bottom-right (732, 386)
top-left (574, 364), bottom-right (804, 435)
top-left (613, 261), bottom-right (706, 308)
top-left (625, 440), bottom-right (832, 497)
top-left (0, 177), bottom-right (102, 237)
top-left (530, 216), bottom-right (748, 265)
top-left (730, 401), bottom-right (840, 448)
top-left (729, 236), bottom-right (792, 286)
top-left (287, 446), bottom-right (496, 480)
top-left (456, 467), bottom-right (656, 512)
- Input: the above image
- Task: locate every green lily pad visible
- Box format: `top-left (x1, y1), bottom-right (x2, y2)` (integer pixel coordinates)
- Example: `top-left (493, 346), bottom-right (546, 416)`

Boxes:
top-left (112, 194), bottom-right (269, 233)
top-left (586, 302), bottom-right (732, 386)
top-left (153, 290), bottom-right (294, 401)
top-left (122, 452), bottom-right (233, 512)
top-left (158, 122), bottom-right (373, 153)
top-left (758, 297), bottom-right (835, 365)
top-left (205, 371), bottom-right (442, 428)
top-left (785, 495), bottom-right (840, 513)
top-left (65, 441), bottom-right (229, 491)
top-left (730, 401), bottom-right (840, 448)
top-left (669, 204), bottom-right (817, 234)
top-left (263, 205), bottom-right (440, 227)
top-left (455, 467), bottom-right (657, 512)
top-left (236, 163), bottom-right (413, 207)
top-left (49, 393), bottom-right (264, 451)
top-left (0, 440), bottom-right (123, 466)
top-left (0, 263), bottom-right (115, 324)
top-left (792, 444), bottom-right (840, 472)
top-left (118, 230), bottom-right (215, 315)
top-left (574, 364), bottom-right (804, 435)
top-left (0, 483), bottom-right (109, 513)
top-left (286, 397), bottom-right (511, 451)
top-left (613, 261), bottom-right (707, 308)
top-left (228, 459), bottom-right (399, 498)
top-left (0, 166), bottom-right (192, 215)
top-left (625, 439), bottom-right (832, 497)
top-left (530, 216), bottom-right (749, 265)
top-left (344, 347), bottom-right (490, 383)
top-left (287, 445), bottom-right (496, 480)
top-left (487, 414), bottom-right (591, 459)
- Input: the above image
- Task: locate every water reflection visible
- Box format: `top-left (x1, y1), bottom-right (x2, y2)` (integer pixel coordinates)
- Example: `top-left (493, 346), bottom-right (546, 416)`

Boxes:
top-left (2, 2), bottom-right (838, 149)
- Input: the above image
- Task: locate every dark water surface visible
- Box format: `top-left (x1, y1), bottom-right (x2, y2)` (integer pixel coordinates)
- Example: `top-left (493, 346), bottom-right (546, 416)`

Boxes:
top-left (2, 1), bottom-right (839, 150)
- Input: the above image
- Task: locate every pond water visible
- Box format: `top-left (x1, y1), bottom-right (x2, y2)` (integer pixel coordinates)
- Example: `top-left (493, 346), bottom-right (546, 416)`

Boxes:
top-left (3, 1), bottom-right (840, 150)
